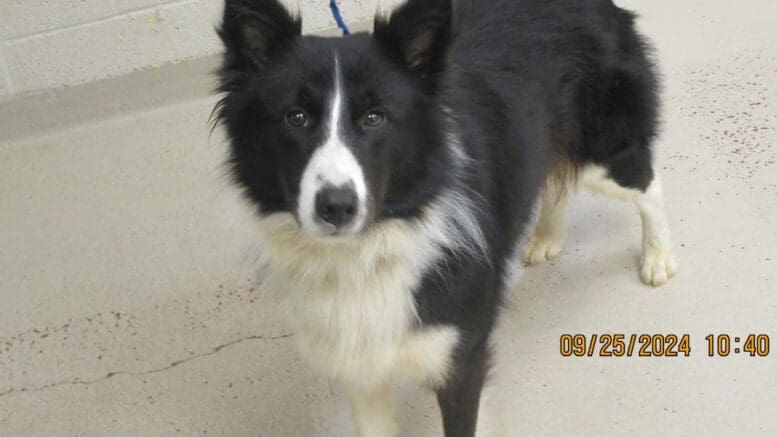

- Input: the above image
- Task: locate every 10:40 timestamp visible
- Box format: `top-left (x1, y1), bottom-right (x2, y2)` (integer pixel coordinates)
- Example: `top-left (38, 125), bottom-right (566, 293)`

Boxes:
top-left (706, 334), bottom-right (769, 357)
top-left (559, 334), bottom-right (770, 357)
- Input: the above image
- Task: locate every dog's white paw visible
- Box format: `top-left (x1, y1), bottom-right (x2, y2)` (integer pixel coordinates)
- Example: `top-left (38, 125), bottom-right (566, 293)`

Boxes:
top-left (522, 236), bottom-right (564, 265)
top-left (640, 248), bottom-right (678, 287)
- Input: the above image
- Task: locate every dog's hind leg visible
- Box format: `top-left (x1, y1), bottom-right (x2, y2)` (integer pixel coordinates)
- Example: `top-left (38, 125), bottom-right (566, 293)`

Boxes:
top-left (344, 383), bottom-right (398, 437)
top-left (635, 175), bottom-right (678, 286)
top-left (582, 165), bottom-right (677, 286)
top-left (523, 163), bottom-right (576, 265)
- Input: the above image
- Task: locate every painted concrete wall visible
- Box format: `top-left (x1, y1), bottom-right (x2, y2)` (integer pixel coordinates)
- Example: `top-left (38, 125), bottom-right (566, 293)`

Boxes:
top-left (0, 0), bottom-right (401, 100)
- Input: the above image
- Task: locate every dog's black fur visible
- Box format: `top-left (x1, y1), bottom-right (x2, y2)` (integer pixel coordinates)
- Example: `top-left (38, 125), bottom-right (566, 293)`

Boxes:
top-left (216, 0), bottom-right (658, 434)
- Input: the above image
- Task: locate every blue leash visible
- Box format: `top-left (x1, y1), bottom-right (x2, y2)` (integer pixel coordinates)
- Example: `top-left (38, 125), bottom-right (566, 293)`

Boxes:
top-left (329, 0), bottom-right (351, 35)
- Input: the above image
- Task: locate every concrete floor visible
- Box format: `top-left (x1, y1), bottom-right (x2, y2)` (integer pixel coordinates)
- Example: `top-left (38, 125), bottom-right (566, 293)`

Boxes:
top-left (1, 0), bottom-right (776, 435)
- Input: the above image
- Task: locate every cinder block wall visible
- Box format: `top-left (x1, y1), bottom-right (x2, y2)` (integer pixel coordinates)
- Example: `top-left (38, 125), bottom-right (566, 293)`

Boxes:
top-left (0, 0), bottom-right (400, 101)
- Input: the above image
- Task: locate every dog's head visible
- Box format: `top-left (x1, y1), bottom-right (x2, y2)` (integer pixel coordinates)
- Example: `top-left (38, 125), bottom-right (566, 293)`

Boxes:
top-left (216, 0), bottom-right (454, 238)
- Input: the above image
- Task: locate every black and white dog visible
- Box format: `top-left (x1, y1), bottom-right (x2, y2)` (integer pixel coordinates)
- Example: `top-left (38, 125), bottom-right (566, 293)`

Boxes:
top-left (215, 0), bottom-right (677, 435)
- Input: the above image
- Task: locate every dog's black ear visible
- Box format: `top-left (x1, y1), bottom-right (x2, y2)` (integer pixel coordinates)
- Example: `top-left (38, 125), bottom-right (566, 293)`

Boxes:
top-left (373, 0), bottom-right (452, 73)
top-left (219, 0), bottom-right (302, 67)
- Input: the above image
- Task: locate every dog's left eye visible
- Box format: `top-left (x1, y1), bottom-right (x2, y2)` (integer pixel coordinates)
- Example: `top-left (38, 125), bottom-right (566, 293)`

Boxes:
top-left (363, 109), bottom-right (386, 128)
top-left (286, 109), bottom-right (309, 128)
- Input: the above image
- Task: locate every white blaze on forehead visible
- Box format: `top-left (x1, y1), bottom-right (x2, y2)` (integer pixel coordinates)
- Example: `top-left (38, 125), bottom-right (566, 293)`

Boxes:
top-left (298, 57), bottom-right (368, 234)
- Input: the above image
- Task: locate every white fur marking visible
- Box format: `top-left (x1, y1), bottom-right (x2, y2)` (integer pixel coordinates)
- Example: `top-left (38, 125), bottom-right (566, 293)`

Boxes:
top-left (257, 209), bottom-right (462, 387)
top-left (298, 58), bottom-right (368, 236)
top-left (636, 177), bottom-right (678, 286)
top-left (439, 129), bottom-right (490, 261)
top-left (523, 175), bottom-right (574, 265)
top-left (582, 165), bottom-right (677, 286)
top-left (582, 165), bottom-right (641, 202)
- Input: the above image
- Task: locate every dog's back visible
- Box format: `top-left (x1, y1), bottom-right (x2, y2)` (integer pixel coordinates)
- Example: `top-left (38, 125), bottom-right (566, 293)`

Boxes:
top-left (449, 0), bottom-right (659, 183)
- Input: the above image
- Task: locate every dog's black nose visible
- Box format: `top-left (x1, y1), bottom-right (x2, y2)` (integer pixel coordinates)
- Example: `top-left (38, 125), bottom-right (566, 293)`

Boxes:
top-left (315, 186), bottom-right (358, 228)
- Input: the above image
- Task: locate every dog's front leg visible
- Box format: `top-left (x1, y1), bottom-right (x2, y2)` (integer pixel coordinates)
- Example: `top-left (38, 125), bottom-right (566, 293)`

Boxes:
top-left (436, 338), bottom-right (490, 437)
top-left (345, 382), bottom-right (397, 437)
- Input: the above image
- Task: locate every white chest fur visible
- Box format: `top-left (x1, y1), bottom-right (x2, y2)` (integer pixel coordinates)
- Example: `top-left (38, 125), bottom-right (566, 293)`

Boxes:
top-left (254, 212), bottom-right (462, 390)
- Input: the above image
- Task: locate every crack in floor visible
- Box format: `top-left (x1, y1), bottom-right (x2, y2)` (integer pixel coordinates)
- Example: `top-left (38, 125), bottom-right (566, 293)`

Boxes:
top-left (0, 333), bottom-right (293, 399)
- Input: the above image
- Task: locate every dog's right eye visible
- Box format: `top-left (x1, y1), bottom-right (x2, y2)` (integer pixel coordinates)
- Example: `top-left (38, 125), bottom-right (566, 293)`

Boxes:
top-left (286, 109), bottom-right (309, 128)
